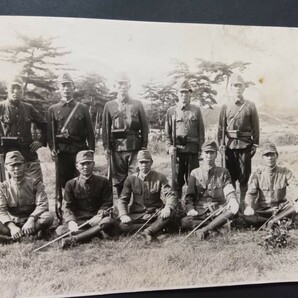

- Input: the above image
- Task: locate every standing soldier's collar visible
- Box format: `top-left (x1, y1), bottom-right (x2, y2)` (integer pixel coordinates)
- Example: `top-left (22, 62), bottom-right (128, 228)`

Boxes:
top-left (78, 174), bottom-right (93, 185)
top-left (117, 96), bottom-right (129, 105)
top-left (177, 102), bottom-right (190, 110)
top-left (233, 96), bottom-right (245, 105)
top-left (138, 170), bottom-right (152, 181)
top-left (61, 98), bottom-right (74, 106)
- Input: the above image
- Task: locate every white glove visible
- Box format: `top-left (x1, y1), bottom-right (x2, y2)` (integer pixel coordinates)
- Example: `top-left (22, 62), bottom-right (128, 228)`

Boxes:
top-left (227, 198), bottom-right (239, 214)
top-left (168, 146), bottom-right (175, 155)
top-left (160, 206), bottom-right (171, 219)
top-left (244, 206), bottom-right (255, 216)
top-left (294, 202), bottom-right (298, 213)
top-left (120, 215), bottom-right (132, 224)
top-left (187, 209), bottom-right (199, 217)
top-left (68, 221), bottom-right (79, 232)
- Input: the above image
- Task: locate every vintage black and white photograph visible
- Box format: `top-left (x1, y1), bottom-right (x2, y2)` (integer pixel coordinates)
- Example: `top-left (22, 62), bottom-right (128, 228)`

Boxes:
top-left (0, 15), bottom-right (298, 297)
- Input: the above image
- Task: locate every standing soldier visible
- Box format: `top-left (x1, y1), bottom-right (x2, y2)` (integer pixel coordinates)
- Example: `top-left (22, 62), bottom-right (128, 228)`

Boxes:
top-left (0, 76), bottom-right (47, 180)
top-left (102, 73), bottom-right (149, 197)
top-left (47, 73), bottom-right (95, 188)
top-left (218, 73), bottom-right (259, 211)
top-left (165, 78), bottom-right (205, 199)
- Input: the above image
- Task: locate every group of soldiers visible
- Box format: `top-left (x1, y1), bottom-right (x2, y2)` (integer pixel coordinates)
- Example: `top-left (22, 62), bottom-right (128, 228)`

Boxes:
top-left (0, 71), bottom-right (297, 249)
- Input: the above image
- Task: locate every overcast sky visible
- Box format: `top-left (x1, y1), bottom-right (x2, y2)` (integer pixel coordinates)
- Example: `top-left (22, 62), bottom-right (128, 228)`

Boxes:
top-left (0, 16), bottom-right (297, 108)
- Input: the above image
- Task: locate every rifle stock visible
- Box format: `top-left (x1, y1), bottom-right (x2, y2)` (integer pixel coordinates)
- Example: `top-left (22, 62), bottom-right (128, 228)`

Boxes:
top-left (106, 116), bottom-right (113, 185)
top-left (51, 113), bottom-right (63, 223)
top-left (172, 114), bottom-right (177, 189)
top-left (221, 106), bottom-right (226, 168)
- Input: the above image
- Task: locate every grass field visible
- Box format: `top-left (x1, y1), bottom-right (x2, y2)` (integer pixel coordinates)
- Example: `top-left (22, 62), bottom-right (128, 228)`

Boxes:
top-left (1, 140), bottom-right (298, 298)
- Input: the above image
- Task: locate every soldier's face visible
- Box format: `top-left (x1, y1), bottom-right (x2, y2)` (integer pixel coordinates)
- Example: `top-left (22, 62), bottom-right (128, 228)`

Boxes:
top-left (262, 153), bottom-right (278, 168)
top-left (115, 81), bottom-right (130, 98)
top-left (202, 151), bottom-right (217, 167)
top-left (229, 83), bottom-right (245, 98)
top-left (6, 162), bottom-right (25, 180)
top-left (177, 90), bottom-right (191, 105)
top-left (76, 161), bottom-right (94, 177)
top-left (59, 82), bottom-right (75, 100)
top-left (138, 160), bottom-right (153, 174)
top-left (8, 84), bottom-right (23, 102)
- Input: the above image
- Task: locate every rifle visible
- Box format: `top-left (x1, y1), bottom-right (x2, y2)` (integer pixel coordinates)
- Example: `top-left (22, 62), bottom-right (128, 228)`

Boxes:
top-left (122, 207), bottom-right (161, 248)
top-left (51, 113), bottom-right (63, 224)
top-left (180, 204), bottom-right (227, 243)
top-left (106, 115), bottom-right (113, 186)
top-left (172, 113), bottom-right (177, 189)
top-left (0, 144), bottom-right (5, 182)
top-left (221, 105), bottom-right (227, 168)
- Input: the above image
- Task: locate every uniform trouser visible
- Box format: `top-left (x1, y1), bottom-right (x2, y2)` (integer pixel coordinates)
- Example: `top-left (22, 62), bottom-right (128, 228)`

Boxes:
top-left (111, 151), bottom-right (138, 197)
top-left (0, 211), bottom-right (55, 236)
top-left (173, 153), bottom-right (199, 196)
top-left (55, 216), bottom-right (117, 243)
top-left (181, 210), bottom-right (234, 231)
top-left (119, 211), bottom-right (175, 236)
top-left (226, 147), bottom-right (252, 210)
top-left (243, 206), bottom-right (296, 228)
top-left (58, 152), bottom-right (78, 188)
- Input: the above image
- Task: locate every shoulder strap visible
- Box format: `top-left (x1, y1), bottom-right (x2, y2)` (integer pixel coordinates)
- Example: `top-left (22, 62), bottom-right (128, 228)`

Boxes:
top-left (61, 102), bottom-right (80, 133)
top-left (227, 101), bottom-right (247, 129)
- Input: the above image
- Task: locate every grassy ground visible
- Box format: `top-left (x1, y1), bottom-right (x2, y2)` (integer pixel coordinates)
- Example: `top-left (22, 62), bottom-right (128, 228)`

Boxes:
top-left (1, 141), bottom-right (298, 297)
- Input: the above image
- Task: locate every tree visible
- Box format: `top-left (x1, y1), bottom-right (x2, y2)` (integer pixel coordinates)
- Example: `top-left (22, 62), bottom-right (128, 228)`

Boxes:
top-left (0, 33), bottom-right (72, 102)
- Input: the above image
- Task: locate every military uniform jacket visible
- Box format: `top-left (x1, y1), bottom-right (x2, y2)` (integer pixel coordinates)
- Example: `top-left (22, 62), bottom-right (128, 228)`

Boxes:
top-left (165, 104), bottom-right (205, 154)
top-left (63, 174), bottom-right (113, 223)
top-left (102, 97), bottom-right (149, 152)
top-left (185, 165), bottom-right (236, 212)
top-left (0, 177), bottom-right (49, 224)
top-left (118, 170), bottom-right (177, 217)
top-left (0, 100), bottom-right (47, 162)
top-left (245, 166), bottom-right (297, 209)
top-left (218, 98), bottom-right (259, 150)
top-left (47, 100), bottom-right (95, 153)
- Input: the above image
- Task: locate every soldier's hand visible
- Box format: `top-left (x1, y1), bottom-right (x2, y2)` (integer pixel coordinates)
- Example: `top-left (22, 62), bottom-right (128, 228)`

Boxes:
top-left (244, 206), bottom-right (255, 216)
top-left (227, 198), bottom-right (239, 214)
top-left (8, 223), bottom-right (23, 240)
top-left (168, 146), bottom-right (175, 155)
top-left (141, 147), bottom-right (147, 150)
top-left (219, 145), bottom-right (226, 155)
top-left (68, 221), bottom-right (79, 232)
top-left (294, 202), bottom-right (298, 213)
top-left (120, 215), bottom-right (132, 224)
top-left (250, 145), bottom-right (257, 157)
top-left (22, 217), bottom-right (36, 235)
top-left (160, 206), bottom-right (171, 219)
top-left (51, 149), bottom-right (58, 162)
top-left (88, 213), bottom-right (104, 227)
top-left (187, 209), bottom-right (199, 217)
top-left (30, 141), bottom-right (43, 152)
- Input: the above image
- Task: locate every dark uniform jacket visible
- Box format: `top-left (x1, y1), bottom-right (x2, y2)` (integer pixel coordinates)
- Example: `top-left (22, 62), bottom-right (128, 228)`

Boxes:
top-left (218, 98), bottom-right (259, 150)
top-left (245, 166), bottom-right (297, 209)
top-left (47, 100), bottom-right (95, 153)
top-left (0, 177), bottom-right (49, 224)
top-left (165, 104), bottom-right (205, 154)
top-left (118, 170), bottom-right (177, 217)
top-left (185, 165), bottom-right (236, 213)
top-left (63, 174), bottom-right (113, 223)
top-left (0, 100), bottom-right (47, 162)
top-left (102, 98), bottom-right (149, 152)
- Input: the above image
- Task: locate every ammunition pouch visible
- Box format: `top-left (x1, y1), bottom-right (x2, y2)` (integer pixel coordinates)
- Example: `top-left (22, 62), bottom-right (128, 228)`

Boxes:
top-left (112, 129), bottom-right (138, 139)
top-left (56, 132), bottom-right (72, 144)
top-left (226, 130), bottom-right (253, 139)
top-left (1, 137), bottom-right (23, 152)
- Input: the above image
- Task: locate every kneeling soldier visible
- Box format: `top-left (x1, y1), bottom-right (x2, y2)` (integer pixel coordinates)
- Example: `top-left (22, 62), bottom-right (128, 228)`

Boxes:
top-left (181, 140), bottom-right (239, 240)
top-left (243, 143), bottom-right (298, 228)
top-left (0, 151), bottom-right (54, 243)
top-left (118, 150), bottom-right (177, 242)
top-left (56, 150), bottom-right (116, 249)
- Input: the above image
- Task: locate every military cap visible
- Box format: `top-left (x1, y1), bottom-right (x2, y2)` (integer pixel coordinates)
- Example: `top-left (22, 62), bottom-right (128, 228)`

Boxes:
top-left (201, 140), bottom-right (218, 152)
top-left (229, 73), bottom-right (245, 85)
top-left (137, 150), bottom-right (153, 162)
top-left (5, 151), bottom-right (25, 165)
top-left (57, 73), bottom-right (74, 85)
top-left (175, 78), bottom-right (192, 92)
top-left (262, 143), bottom-right (278, 155)
top-left (7, 76), bottom-right (23, 87)
top-left (115, 72), bottom-right (130, 83)
top-left (76, 150), bottom-right (94, 163)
